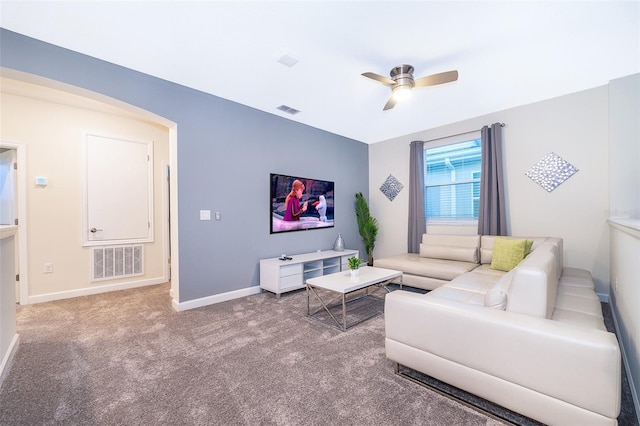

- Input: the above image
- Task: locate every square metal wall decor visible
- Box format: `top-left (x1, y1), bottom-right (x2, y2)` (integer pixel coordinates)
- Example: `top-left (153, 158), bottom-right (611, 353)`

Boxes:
top-left (380, 174), bottom-right (404, 201)
top-left (525, 152), bottom-right (578, 192)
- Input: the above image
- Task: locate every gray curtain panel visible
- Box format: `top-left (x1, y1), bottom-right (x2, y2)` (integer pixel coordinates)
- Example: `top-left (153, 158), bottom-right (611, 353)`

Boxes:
top-left (478, 123), bottom-right (507, 235)
top-left (408, 140), bottom-right (426, 253)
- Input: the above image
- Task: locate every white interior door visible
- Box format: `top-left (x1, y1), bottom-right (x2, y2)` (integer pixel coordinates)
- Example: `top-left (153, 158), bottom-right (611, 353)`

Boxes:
top-left (84, 134), bottom-right (153, 245)
top-left (0, 149), bottom-right (16, 226)
top-left (0, 148), bottom-right (19, 302)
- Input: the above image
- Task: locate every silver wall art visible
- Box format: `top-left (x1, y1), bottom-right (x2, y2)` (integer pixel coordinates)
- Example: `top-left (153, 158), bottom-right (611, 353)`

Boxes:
top-left (380, 174), bottom-right (403, 201)
top-left (525, 152), bottom-right (578, 192)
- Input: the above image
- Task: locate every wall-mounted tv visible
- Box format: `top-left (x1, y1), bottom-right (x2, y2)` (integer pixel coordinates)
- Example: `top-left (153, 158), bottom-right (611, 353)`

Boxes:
top-left (270, 173), bottom-right (335, 234)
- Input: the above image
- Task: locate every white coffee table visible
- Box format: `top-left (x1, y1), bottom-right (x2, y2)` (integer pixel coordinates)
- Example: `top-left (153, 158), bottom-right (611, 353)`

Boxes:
top-left (305, 266), bottom-right (402, 331)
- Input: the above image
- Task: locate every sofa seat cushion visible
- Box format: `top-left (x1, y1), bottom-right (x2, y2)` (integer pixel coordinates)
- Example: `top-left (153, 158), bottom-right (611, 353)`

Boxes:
top-left (555, 293), bottom-right (604, 318)
top-left (447, 268), bottom-right (505, 294)
top-left (427, 286), bottom-right (485, 305)
top-left (557, 284), bottom-right (600, 300)
top-left (552, 309), bottom-right (607, 332)
top-left (560, 267), bottom-right (595, 289)
top-left (562, 267), bottom-right (593, 280)
top-left (373, 253), bottom-right (479, 281)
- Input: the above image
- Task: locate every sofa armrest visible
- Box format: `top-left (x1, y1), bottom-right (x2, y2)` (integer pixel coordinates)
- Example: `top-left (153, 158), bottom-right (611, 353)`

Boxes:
top-left (384, 291), bottom-right (621, 419)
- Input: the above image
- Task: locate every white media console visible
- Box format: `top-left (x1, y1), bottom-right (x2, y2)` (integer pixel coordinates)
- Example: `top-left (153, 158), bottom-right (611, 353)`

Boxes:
top-left (260, 249), bottom-right (359, 297)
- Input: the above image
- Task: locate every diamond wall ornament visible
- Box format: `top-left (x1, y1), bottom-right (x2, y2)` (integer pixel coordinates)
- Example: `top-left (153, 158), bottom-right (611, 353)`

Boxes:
top-left (525, 152), bottom-right (578, 192)
top-left (380, 174), bottom-right (404, 201)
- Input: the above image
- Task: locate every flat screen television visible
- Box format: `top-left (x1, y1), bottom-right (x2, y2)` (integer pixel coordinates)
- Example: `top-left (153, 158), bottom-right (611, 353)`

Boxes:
top-left (270, 173), bottom-right (335, 234)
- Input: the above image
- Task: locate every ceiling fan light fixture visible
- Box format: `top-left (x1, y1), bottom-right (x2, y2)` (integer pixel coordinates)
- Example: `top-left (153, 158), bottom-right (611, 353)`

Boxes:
top-left (362, 64), bottom-right (458, 110)
top-left (392, 85), bottom-right (412, 102)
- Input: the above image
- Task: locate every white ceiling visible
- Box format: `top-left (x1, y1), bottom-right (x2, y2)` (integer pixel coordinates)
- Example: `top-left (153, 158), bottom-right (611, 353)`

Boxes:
top-left (1, 1), bottom-right (638, 144)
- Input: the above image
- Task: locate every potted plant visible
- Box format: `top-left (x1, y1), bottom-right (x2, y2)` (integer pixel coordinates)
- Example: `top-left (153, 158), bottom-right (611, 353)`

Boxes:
top-left (347, 256), bottom-right (362, 277)
top-left (355, 192), bottom-right (379, 266)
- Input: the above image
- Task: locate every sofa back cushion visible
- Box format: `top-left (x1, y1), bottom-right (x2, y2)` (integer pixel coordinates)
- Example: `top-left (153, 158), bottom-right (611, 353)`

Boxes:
top-left (419, 234), bottom-right (480, 263)
top-left (480, 236), bottom-right (548, 264)
top-left (506, 242), bottom-right (561, 318)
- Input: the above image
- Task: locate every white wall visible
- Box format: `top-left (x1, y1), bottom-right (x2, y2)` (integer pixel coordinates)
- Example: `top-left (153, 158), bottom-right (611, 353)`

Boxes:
top-left (608, 73), bottom-right (640, 420)
top-left (0, 78), bottom-right (170, 301)
top-left (609, 73), bottom-right (640, 220)
top-left (370, 84), bottom-right (610, 296)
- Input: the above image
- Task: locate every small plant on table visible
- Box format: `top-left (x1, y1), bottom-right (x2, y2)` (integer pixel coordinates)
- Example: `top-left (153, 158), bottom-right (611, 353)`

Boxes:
top-left (348, 256), bottom-right (363, 270)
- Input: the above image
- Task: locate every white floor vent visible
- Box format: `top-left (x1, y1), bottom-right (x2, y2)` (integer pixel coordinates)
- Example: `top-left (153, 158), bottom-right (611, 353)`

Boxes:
top-left (92, 245), bottom-right (143, 281)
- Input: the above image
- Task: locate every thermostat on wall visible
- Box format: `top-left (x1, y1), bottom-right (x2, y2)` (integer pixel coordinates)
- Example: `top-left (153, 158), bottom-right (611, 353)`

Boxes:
top-left (35, 176), bottom-right (48, 186)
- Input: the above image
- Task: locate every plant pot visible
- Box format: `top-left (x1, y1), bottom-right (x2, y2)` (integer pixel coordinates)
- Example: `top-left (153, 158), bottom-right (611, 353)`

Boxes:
top-left (350, 269), bottom-right (359, 278)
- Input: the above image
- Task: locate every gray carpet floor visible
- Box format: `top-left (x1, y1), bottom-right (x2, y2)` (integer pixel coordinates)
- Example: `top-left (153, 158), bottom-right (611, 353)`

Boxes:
top-left (1, 283), bottom-right (509, 425)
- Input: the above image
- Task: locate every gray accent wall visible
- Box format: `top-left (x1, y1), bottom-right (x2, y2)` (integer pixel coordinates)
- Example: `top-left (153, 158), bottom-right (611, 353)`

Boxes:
top-left (0, 29), bottom-right (369, 302)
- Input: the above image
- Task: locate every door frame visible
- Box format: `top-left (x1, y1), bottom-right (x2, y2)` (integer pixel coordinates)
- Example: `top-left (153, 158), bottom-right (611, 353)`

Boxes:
top-left (0, 141), bottom-right (28, 305)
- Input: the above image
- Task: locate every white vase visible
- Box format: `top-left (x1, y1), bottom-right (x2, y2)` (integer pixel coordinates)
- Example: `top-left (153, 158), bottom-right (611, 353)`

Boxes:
top-left (350, 269), bottom-right (359, 278)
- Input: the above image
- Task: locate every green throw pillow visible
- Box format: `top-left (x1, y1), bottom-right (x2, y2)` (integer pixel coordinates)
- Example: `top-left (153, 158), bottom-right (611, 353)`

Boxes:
top-left (490, 238), bottom-right (529, 272)
top-left (524, 239), bottom-right (534, 256)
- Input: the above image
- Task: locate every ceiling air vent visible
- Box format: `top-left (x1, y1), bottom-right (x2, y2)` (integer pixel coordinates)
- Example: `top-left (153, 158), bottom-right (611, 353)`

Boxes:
top-left (277, 54), bottom-right (299, 68)
top-left (276, 105), bottom-right (301, 115)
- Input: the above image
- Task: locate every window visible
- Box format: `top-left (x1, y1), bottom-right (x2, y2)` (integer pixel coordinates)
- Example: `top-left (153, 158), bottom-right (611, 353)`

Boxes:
top-left (424, 137), bottom-right (482, 223)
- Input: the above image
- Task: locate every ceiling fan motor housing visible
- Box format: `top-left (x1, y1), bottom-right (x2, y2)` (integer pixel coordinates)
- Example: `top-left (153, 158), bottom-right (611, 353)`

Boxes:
top-left (362, 64), bottom-right (458, 110)
top-left (390, 64), bottom-right (415, 88)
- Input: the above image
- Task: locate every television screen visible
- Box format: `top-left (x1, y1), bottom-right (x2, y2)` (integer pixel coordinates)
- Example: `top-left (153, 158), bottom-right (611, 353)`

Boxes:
top-left (270, 173), bottom-right (335, 234)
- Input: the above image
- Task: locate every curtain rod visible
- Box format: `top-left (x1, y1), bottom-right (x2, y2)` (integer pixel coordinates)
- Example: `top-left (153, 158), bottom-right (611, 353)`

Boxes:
top-left (415, 122), bottom-right (505, 145)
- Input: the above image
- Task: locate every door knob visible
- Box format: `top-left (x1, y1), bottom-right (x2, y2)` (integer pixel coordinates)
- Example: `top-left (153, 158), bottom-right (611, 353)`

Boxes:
top-left (90, 227), bottom-right (103, 233)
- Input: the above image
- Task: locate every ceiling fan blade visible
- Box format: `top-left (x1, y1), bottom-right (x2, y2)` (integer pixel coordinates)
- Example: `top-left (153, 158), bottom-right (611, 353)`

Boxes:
top-left (362, 72), bottom-right (395, 86)
top-left (414, 70), bottom-right (459, 87)
top-left (383, 96), bottom-right (397, 111)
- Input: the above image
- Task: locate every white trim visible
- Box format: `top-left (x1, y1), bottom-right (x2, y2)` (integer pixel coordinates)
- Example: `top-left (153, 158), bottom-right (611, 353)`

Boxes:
top-left (161, 160), bottom-right (170, 284)
top-left (0, 334), bottom-right (19, 390)
top-left (28, 277), bottom-right (167, 304)
top-left (426, 218), bottom-right (478, 226)
top-left (172, 286), bottom-right (262, 312)
top-left (168, 126), bottom-right (179, 306)
top-left (608, 219), bottom-right (640, 238)
top-left (0, 141), bottom-right (28, 305)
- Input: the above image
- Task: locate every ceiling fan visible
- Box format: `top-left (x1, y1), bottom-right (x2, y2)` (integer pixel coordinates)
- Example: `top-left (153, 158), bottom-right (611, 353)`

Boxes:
top-left (362, 65), bottom-right (458, 111)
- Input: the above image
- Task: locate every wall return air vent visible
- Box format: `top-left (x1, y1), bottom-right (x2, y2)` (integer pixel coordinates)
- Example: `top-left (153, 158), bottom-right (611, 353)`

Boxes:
top-left (92, 244), bottom-right (143, 281)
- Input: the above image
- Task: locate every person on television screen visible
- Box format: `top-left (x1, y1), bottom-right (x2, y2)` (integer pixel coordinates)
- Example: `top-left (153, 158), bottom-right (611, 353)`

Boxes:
top-left (283, 179), bottom-right (308, 221)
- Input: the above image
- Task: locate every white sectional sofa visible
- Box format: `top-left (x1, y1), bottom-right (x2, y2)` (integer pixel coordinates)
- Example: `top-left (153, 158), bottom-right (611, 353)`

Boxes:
top-left (377, 234), bottom-right (621, 426)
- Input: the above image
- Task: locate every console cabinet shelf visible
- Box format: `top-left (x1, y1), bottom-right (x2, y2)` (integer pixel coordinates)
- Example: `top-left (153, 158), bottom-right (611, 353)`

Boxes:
top-left (260, 249), bottom-right (358, 297)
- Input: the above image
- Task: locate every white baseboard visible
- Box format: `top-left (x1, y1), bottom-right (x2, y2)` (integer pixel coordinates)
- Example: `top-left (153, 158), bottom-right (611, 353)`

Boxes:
top-left (27, 277), bottom-right (167, 304)
top-left (0, 333), bottom-right (19, 390)
top-left (172, 286), bottom-right (262, 312)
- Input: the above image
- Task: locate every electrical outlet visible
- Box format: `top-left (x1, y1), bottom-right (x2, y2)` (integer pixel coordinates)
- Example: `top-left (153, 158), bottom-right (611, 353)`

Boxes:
top-left (43, 263), bottom-right (53, 273)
